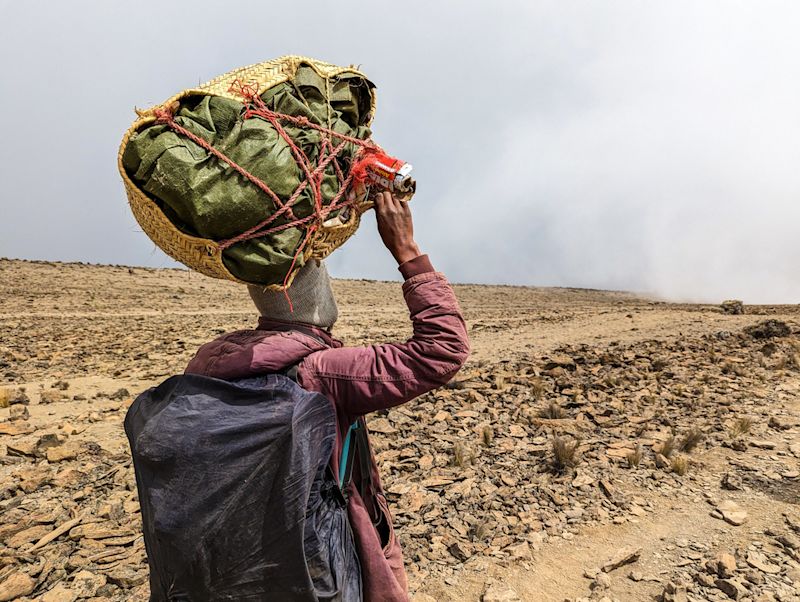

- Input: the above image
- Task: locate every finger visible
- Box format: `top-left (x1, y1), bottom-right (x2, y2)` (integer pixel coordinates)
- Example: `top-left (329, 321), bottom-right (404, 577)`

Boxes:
top-left (374, 190), bottom-right (388, 213)
top-left (381, 191), bottom-right (395, 213)
top-left (385, 190), bottom-right (403, 212)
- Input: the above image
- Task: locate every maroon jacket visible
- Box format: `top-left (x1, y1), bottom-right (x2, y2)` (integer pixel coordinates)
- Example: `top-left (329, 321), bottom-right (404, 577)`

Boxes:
top-left (185, 256), bottom-right (470, 602)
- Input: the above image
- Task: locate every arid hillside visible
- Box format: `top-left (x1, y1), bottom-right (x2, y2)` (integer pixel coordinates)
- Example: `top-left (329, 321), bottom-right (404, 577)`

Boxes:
top-left (0, 258), bottom-right (798, 602)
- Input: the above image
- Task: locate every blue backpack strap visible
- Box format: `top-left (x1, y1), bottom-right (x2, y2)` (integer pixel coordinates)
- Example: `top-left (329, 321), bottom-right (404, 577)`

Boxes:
top-left (338, 421), bottom-right (359, 490)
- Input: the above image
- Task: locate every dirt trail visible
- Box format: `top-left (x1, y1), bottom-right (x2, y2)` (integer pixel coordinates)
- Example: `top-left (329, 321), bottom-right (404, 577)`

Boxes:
top-left (437, 443), bottom-right (800, 602)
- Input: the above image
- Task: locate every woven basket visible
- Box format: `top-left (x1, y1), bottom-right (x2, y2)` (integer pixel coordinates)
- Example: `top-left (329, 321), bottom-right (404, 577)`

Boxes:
top-left (118, 55), bottom-right (377, 288)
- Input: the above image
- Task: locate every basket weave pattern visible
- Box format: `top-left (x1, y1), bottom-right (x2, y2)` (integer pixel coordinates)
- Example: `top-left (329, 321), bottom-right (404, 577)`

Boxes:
top-left (118, 56), bottom-right (376, 287)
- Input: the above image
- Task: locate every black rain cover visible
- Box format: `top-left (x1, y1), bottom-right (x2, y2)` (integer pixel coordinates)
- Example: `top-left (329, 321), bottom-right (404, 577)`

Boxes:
top-left (124, 373), bottom-right (362, 601)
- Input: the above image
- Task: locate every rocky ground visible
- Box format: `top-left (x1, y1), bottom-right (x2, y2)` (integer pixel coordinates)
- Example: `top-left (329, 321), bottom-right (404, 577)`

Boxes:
top-left (0, 257), bottom-right (798, 602)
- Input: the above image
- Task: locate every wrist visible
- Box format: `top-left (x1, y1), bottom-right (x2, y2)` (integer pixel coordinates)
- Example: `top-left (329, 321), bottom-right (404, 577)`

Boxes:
top-left (392, 242), bottom-right (421, 265)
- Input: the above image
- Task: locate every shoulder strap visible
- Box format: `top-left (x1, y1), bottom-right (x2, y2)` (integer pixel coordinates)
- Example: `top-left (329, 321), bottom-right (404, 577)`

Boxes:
top-left (338, 421), bottom-right (358, 490)
top-left (353, 418), bottom-right (380, 523)
top-left (337, 417), bottom-right (381, 523)
top-left (337, 418), bottom-right (375, 495)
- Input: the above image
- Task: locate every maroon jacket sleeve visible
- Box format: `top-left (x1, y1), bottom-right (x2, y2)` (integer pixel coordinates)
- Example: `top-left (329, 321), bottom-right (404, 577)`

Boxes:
top-left (297, 258), bottom-right (470, 417)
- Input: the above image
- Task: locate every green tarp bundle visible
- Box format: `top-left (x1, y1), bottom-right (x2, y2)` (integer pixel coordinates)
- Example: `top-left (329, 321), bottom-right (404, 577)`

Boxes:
top-left (122, 65), bottom-right (373, 285)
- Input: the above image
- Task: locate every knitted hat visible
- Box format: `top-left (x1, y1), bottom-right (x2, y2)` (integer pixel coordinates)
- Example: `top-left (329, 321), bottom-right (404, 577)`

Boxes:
top-left (247, 260), bottom-right (338, 330)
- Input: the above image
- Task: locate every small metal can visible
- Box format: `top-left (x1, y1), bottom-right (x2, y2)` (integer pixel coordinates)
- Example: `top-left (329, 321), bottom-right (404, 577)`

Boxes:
top-left (363, 151), bottom-right (416, 197)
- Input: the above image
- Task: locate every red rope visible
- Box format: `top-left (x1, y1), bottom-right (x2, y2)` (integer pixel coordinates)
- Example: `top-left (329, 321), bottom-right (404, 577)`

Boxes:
top-left (152, 107), bottom-right (287, 212)
top-left (152, 79), bottom-right (378, 297)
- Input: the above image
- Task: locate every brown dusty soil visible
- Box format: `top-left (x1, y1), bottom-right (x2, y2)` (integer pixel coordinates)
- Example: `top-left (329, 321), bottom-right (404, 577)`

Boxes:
top-left (0, 258), bottom-right (798, 602)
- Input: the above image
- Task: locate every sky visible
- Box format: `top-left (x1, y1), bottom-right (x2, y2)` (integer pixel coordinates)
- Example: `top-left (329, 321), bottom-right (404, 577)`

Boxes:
top-left (1, 1), bottom-right (798, 303)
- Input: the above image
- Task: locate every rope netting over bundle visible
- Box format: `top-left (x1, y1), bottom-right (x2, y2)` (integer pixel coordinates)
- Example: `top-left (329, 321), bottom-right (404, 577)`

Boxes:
top-left (152, 79), bottom-right (382, 296)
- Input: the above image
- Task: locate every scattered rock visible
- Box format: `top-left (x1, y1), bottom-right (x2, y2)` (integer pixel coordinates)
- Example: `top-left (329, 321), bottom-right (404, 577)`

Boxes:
top-left (768, 415), bottom-right (794, 430)
top-left (744, 320), bottom-right (790, 339)
top-left (40, 389), bottom-right (68, 404)
top-left (722, 472), bottom-right (743, 491)
top-left (6, 524), bottom-right (51, 548)
top-left (105, 566), bottom-right (148, 588)
top-left (745, 550), bottom-right (780, 574)
top-left (108, 388), bottom-right (130, 401)
top-left (447, 539), bottom-right (471, 562)
top-left (591, 572), bottom-right (612, 590)
top-left (0, 572), bottom-right (36, 601)
top-left (543, 354), bottom-right (576, 371)
top-left (744, 569), bottom-right (765, 585)
top-left (0, 387), bottom-right (30, 408)
top-left (8, 405), bottom-right (30, 421)
top-left (0, 422), bottom-right (35, 436)
top-left (715, 578), bottom-right (748, 600)
top-left (696, 572), bottom-right (717, 588)
top-left (36, 433), bottom-right (64, 456)
top-left (71, 570), bottom-right (107, 598)
top-left (777, 532), bottom-right (800, 550)
top-left (710, 552), bottom-right (738, 578)
top-left (721, 300), bottom-right (744, 315)
top-left (46, 441), bottom-right (83, 463)
top-left (716, 501), bottom-right (748, 526)
top-left (505, 542), bottom-right (530, 560)
top-left (661, 581), bottom-right (689, 602)
top-left (602, 547), bottom-right (641, 573)
top-left (598, 479), bottom-right (616, 501)
top-left (482, 583), bottom-right (522, 602)
top-left (366, 418), bottom-right (396, 434)
top-left (583, 567), bottom-right (600, 579)
top-left (38, 583), bottom-right (79, 602)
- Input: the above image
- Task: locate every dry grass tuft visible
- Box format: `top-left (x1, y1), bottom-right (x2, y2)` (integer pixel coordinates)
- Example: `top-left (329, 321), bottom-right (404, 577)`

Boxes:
top-left (788, 344), bottom-right (800, 371)
top-left (453, 442), bottom-right (471, 467)
top-left (39, 390), bottom-right (65, 404)
top-left (651, 358), bottom-right (668, 371)
top-left (722, 361), bottom-right (747, 377)
top-left (626, 444), bottom-right (643, 468)
top-left (531, 377), bottom-right (545, 401)
top-left (472, 521), bottom-right (492, 542)
top-left (603, 374), bottom-right (619, 388)
top-left (481, 424), bottom-right (494, 447)
top-left (660, 435), bottom-right (676, 458)
top-left (679, 428), bottom-right (705, 453)
top-left (551, 436), bottom-right (580, 473)
top-left (731, 416), bottom-right (753, 438)
top-left (670, 455), bottom-right (689, 476)
top-left (539, 402), bottom-right (565, 420)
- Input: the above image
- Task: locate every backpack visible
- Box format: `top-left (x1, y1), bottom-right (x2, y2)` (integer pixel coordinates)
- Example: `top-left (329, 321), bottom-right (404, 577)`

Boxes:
top-left (124, 372), bottom-right (362, 602)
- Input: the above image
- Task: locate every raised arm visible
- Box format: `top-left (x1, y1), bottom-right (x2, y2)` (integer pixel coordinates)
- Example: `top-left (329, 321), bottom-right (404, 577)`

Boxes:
top-left (297, 192), bottom-right (470, 417)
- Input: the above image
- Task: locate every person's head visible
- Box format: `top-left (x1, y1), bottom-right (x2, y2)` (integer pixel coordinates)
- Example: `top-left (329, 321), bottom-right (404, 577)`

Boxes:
top-left (247, 260), bottom-right (338, 331)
